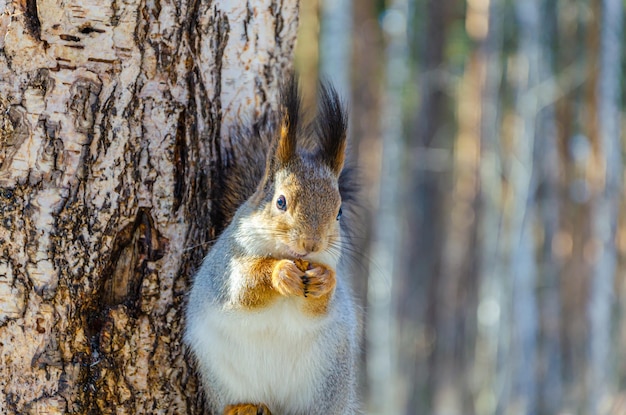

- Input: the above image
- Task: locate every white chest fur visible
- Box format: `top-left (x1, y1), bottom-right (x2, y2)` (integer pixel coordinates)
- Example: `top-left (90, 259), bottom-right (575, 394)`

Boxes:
top-left (193, 296), bottom-right (332, 413)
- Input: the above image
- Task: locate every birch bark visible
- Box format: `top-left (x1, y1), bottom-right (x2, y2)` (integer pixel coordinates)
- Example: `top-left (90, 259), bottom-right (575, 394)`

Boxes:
top-left (0, 0), bottom-right (297, 413)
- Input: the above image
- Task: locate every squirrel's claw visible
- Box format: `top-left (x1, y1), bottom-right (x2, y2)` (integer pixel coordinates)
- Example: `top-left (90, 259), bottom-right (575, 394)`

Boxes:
top-left (303, 265), bottom-right (336, 298)
top-left (271, 259), bottom-right (306, 297)
top-left (271, 260), bottom-right (336, 299)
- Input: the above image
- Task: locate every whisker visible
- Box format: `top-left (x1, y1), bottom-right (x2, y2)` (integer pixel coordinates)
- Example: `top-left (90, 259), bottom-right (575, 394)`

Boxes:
top-left (327, 241), bottom-right (384, 275)
top-left (183, 239), bottom-right (218, 252)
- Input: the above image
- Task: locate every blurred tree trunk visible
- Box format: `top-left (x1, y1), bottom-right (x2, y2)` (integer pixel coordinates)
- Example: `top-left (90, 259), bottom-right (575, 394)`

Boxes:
top-left (350, 0), bottom-right (382, 403)
top-left (534, 2), bottom-right (562, 413)
top-left (401, 0), bottom-right (454, 413)
top-left (555, 2), bottom-right (592, 406)
top-left (350, 0), bottom-right (382, 293)
top-left (294, 0), bottom-right (319, 110)
top-left (0, 0), bottom-right (297, 413)
top-left (319, 0), bottom-right (351, 97)
top-left (475, 0), bottom-right (505, 413)
top-left (367, 1), bottom-right (409, 414)
top-left (587, 0), bottom-right (622, 412)
top-left (433, 10), bottom-right (481, 413)
top-left (501, 1), bottom-right (544, 412)
top-left (368, 0), bottom-right (626, 413)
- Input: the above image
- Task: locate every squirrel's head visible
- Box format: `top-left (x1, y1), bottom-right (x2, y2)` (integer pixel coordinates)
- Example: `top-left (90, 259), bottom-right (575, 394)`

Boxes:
top-left (241, 77), bottom-right (347, 263)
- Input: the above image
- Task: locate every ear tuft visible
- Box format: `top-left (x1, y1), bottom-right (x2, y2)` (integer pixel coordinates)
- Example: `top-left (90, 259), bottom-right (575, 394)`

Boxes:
top-left (316, 81), bottom-right (347, 176)
top-left (276, 74), bottom-right (301, 164)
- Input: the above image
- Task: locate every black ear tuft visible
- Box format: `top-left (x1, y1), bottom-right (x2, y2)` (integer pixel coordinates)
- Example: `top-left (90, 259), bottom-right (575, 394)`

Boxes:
top-left (276, 74), bottom-right (301, 164)
top-left (316, 80), bottom-right (347, 176)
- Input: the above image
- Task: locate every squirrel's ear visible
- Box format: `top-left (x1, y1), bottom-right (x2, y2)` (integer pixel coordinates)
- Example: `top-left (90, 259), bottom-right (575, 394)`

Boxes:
top-left (275, 75), bottom-right (300, 165)
top-left (315, 81), bottom-right (347, 176)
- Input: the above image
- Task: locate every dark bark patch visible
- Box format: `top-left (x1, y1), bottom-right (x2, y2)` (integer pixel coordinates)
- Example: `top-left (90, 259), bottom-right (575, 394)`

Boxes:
top-left (81, 208), bottom-right (169, 409)
top-left (32, 337), bottom-right (63, 369)
top-left (243, 0), bottom-right (252, 42)
top-left (173, 109), bottom-right (188, 212)
top-left (36, 117), bottom-right (65, 179)
top-left (100, 207), bottom-right (168, 309)
top-left (30, 68), bottom-right (54, 93)
top-left (68, 79), bottom-right (102, 134)
top-left (206, 12), bottom-right (230, 234)
top-left (270, 0), bottom-right (284, 49)
top-left (79, 25), bottom-right (105, 35)
top-left (0, 105), bottom-right (29, 174)
top-left (60, 34), bottom-right (81, 42)
top-left (24, 0), bottom-right (41, 41)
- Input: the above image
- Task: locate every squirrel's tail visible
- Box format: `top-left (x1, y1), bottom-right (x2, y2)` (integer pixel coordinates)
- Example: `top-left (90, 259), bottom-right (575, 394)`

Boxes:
top-left (210, 112), bottom-right (275, 234)
top-left (338, 162), bottom-right (362, 262)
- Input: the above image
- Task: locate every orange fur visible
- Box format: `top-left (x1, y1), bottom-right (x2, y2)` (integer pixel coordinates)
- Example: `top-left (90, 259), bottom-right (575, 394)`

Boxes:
top-left (223, 403), bottom-right (272, 415)
top-left (237, 258), bottom-right (280, 309)
top-left (237, 257), bottom-right (335, 317)
top-left (271, 259), bottom-right (306, 297)
top-left (293, 259), bottom-right (311, 272)
top-left (276, 115), bottom-right (295, 164)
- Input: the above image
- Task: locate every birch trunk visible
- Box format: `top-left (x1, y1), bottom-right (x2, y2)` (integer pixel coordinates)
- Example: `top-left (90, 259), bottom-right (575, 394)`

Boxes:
top-left (366, 1), bottom-right (408, 413)
top-left (587, 0), bottom-right (622, 411)
top-left (401, 0), bottom-right (451, 412)
top-left (0, 0), bottom-right (297, 413)
top-left (475, 1), bottom-right (504, 414)
top-left (534, 2), bottom-right (562, 412)
top-left (505, 1), bottom-right (542, 412)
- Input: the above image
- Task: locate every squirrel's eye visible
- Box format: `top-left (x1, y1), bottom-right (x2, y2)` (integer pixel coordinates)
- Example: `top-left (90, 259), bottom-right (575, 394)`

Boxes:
top-left (336, 206), bottom-right (343, 221)
top-left (276, 195), bottom-right (287, 211)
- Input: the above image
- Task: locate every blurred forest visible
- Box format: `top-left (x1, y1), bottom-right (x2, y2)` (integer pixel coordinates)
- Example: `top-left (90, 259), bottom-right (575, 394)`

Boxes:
top-left (295, 0), bottom-right (626, 414)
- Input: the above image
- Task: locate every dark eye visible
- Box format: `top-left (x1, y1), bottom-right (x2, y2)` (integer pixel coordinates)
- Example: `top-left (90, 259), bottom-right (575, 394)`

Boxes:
top-left (336, 206), bottom-right (343, 220)
top-left (276, 195), bottom-right (287, 211)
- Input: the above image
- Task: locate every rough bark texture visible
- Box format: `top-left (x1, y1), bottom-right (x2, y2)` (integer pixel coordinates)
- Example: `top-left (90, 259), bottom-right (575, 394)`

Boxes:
top-left (0, 0), bottom-right (297, 413)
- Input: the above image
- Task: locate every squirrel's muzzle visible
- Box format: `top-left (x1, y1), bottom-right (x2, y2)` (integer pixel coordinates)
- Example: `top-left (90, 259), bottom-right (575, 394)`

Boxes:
top-left (300, 237), bottom-right (323, 254)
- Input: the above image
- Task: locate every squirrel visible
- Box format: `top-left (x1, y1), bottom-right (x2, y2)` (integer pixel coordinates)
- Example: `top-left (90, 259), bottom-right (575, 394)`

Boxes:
top-left (184, 76), bottom-right (361, 415)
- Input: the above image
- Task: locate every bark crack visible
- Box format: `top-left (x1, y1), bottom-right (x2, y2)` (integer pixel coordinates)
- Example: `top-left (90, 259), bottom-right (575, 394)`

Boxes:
top-left (24, 0), bottom-right (41, 41)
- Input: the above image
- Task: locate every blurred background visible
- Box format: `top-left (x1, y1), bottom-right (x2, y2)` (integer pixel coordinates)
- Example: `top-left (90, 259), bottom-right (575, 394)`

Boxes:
top-left (294, 0), bottom-right (626, 414)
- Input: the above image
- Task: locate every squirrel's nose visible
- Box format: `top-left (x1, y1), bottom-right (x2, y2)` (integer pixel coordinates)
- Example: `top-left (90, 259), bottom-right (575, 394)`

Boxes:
top-left (301, 238), bottom-right (322, 254)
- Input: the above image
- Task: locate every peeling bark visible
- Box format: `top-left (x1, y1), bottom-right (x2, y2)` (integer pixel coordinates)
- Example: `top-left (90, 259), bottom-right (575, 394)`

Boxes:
top-left (0, 0), bottom-right (298, 413)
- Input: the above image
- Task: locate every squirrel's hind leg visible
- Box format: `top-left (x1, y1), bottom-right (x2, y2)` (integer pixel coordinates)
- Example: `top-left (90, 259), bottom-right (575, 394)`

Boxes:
top-left (223, 403), bottom-right (272, 415)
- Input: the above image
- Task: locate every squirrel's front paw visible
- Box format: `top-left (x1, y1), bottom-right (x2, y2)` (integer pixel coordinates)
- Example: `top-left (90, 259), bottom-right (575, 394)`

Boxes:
top-left (224, 403), bottom-right (271, 415)
top-left (303, 263), bottom-right (336, 298)
top-left (271, 259), bottom-right (306, 297)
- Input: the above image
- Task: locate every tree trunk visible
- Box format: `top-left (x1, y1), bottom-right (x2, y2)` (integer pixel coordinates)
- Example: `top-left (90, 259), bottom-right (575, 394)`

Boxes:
top-left (587, 0), bottom-right (622, 411)
top-left (366, 1), bottom-right (409, 413)
top-left (0, 0), bottom-right (297, 413)
top-left (400, 0), bottom-right (453, 412)
top-left (475, 0), bottom-right (505, 413)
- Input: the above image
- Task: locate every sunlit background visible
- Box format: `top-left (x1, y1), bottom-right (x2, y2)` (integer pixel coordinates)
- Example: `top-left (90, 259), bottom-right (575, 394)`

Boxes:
top-left (295, 0), bottom-right (626, 414)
